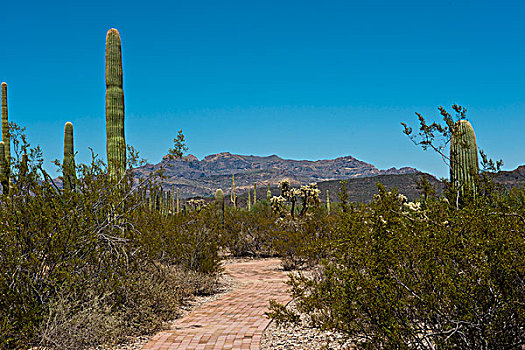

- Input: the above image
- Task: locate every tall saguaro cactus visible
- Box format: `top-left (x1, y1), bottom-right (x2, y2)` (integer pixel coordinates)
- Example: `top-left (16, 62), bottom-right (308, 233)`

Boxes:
top-left (0, 142), bottom-right (8, 194)
top-left (450, 119), bottom-right (479, 202)
top-left (176, 188), bottom-right (180, 215)
top-left (1, 83), bottom-right (10, 179)
top-left (326, 189), bottom-right (330, 215)
top-left (63, 122), bottom-right (76, 191)
top-left (105, 28), bottom-right (126, 181)
top-left (231, 174), bottom-right (237, 209)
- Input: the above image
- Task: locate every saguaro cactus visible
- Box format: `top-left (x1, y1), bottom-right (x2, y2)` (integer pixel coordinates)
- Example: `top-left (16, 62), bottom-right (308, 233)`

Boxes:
top-left (247, 188), bottom-right (251, 211)
top-left (326, 189), bottom-right (330, 215)
top-left (253, 183), bottom-right (257, 205)
top-left (231, 174), bottom-right (237, 208)
top-left (266, 182), bottom-right (272, 201)
top-left (215, 188), bottom-right (224, 227)
top-left (1, 83), bottom-right (10, 179)
top-left (176, 188), bottom-right (180, 215)
top-left (105, 28), bottom-right (126, 181)
top-left (450, 119), bottom-right (479, 201)
top-left (63, 122), bottom-right (76, 191)
top-left (0, 142), bottom-right (8, 194)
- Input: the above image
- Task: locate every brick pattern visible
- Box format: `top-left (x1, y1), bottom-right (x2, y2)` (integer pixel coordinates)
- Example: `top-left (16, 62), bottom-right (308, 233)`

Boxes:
top-left (142, 259), bottom-right (291, 350)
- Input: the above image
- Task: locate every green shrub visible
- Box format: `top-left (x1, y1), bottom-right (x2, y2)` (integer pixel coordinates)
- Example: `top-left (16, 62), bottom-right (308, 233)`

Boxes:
top-left (222, 201), bottom-right (279, 257)
top-left (0, 149), bottom-right (221, 349)
top-left (271, 184), bottom-right (525, 349)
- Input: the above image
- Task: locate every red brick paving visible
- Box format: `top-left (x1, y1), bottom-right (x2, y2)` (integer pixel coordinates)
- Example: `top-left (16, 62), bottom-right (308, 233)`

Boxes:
top-left (142, 259), bottom-right (291, 350)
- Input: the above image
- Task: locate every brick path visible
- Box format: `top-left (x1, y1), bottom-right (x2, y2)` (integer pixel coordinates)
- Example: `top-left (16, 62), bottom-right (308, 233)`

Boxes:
top-left (142, 259), bottom-right (291, 350)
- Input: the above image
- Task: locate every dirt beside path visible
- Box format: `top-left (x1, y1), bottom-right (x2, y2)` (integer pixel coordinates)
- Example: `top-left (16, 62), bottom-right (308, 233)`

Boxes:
top-left (141, 258), bottom-right (291, 350)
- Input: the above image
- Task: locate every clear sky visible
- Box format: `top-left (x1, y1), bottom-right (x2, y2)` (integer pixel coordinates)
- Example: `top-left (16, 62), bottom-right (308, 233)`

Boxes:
top-left (1, 0), bottom-right (523, 178)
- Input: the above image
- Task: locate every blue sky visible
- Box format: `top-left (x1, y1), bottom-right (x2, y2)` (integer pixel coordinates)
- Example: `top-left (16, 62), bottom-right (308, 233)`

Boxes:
top-left (1, 0), bottom-right (523, 178)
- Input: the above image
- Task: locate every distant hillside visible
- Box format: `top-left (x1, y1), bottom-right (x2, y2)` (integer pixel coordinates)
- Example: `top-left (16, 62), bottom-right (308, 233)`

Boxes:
top-left (132, 152), bottom-right (418, 198)
top-left (312, 167), bottom-right (525, 204)
top-left (316, 172), bottom-right (444, 204)
top-left (490, 165), bottom-right (525, 190)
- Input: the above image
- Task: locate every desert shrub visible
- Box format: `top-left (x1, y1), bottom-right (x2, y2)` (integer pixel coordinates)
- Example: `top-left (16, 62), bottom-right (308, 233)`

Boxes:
top-left (133, 204), bottom-right (221, 274)
top-left (271, 184), bottom-right (525, 349)
top-left (272, 207), bottom-right (337, 270)
top-left (222, 201), bottom-right (280, 257)
top-left (221, 198), bottom-right (335, 262)
top-left (0, 152), bottom-right (221, 349)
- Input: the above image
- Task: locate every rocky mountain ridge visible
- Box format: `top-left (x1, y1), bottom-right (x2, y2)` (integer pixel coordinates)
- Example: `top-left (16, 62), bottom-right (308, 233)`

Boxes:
top-left (133, 152), bottom-right (418, 198)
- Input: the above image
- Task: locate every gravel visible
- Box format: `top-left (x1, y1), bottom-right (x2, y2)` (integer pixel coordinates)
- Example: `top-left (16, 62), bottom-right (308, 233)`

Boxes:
top-left (260, 299), bottom-right (356, 350)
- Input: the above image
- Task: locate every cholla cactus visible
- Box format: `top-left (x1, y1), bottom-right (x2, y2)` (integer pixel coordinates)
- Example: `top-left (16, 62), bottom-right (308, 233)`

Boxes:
top-left (397, 193), bottom-right (408, 204)
top-left (187, 198), bottom-right (206, 212)
top-left (404, 201), bottom-right (421, 212)
top-left (279, 180), bottom-right (301, 219)
top-left (279, 180), bottom-right (291, 198)
top-left (270, 195), bottom-right (286, 216)
top-left (299, 183), bottom-right (321, 217)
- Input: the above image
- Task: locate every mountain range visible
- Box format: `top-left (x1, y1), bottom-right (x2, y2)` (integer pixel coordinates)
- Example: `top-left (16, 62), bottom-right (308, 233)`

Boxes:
top-left (133, 152), bottom-right (419, 198)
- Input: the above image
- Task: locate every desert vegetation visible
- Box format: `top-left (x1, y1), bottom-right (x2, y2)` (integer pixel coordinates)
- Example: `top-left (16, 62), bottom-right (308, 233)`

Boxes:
top-left (0, 28), bottom-right (524, 350)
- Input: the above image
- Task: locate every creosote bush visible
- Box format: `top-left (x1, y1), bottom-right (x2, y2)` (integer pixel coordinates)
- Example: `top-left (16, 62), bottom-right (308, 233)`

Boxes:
top-left (0, 144), bottom-right (221, 350)
top-left (269, 183), bottom-right (525, 349)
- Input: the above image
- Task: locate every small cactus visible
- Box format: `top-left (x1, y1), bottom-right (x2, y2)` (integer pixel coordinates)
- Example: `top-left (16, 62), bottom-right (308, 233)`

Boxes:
top-left (63, 122), bottom-right (76, 191)
top-left (450, 119), bottom-right (479, 202)
top-left (105, 28), bottom-right (126, 181)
